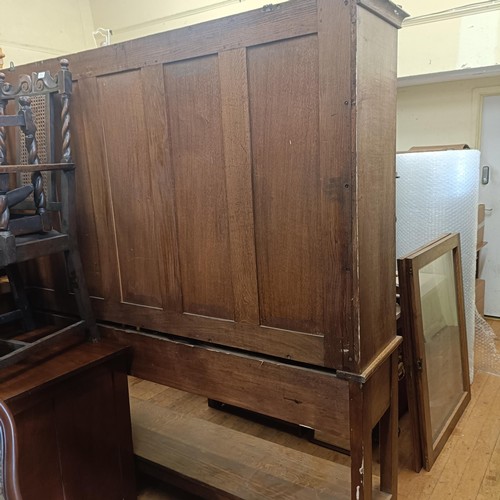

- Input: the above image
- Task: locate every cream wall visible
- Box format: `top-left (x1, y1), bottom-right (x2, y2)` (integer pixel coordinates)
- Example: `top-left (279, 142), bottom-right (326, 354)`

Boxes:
top-left (89, 0), bottom-right (290, 44)
top-left (396, 75), bottom-right (500, 151)
top-left (3, 0), bottom-right (500, 80)
top-left (0, 0), bottom-right (95, 68)
top-left (398, 0), bottom-right (500, 77)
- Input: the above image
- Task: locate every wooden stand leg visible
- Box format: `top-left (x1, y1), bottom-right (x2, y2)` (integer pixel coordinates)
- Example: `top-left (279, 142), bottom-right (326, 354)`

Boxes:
top-left (379, 350), bottom-right (399, 496)
top-left (64, 248), bottom-right (100, 341)
top-left (350, 381), bottom-right (373, 500)
top-left (6, 264), bottom-right (34, 330)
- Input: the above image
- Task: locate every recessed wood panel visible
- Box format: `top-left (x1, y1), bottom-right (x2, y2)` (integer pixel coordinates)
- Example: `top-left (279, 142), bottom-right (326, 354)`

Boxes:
top-left (164, 56), bottom-right (234, 320)
top-left (248, 35), bottom-right (322, 334)
top-left (97, 70), bottom-right (164, 309)
top-left (75, 77), bottom-right (122, 303)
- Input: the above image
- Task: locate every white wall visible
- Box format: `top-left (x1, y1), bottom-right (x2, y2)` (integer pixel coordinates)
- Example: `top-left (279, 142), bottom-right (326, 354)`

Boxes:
top-left (0, 0), bottom-right (95, 67)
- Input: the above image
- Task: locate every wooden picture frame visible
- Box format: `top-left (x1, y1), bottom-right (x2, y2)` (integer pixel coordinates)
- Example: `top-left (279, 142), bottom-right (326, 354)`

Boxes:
top-left (398, 233), bottom-right (471, 471)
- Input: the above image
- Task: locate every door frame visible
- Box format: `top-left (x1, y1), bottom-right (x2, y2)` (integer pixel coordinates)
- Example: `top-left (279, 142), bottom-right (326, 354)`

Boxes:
top-left (472, 86), bottom-right (500, 317)
top-left (472, 85), bottom-right (500, 147)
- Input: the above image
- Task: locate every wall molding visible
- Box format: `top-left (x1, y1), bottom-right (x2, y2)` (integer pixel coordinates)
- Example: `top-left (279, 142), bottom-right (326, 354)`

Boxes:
top-left (403, 0), bottom-right (500, 27)
top-left (472, 84), bottom-right (500, 149)
top-left (0, 39), bottom-right (62, 56)
top-left (398, 64), bottom-right (500, 87)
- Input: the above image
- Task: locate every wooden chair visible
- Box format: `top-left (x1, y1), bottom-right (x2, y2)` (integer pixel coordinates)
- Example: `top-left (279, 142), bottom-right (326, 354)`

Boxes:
top-left (0, 59), bottom-right (98, 368)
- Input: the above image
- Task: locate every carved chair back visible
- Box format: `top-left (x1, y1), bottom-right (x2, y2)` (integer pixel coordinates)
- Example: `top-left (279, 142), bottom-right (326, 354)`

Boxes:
top-left (0, 60), bottom-right (72, 235)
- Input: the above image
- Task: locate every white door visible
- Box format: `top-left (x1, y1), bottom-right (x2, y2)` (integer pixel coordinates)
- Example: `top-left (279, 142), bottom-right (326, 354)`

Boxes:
top-left (479, 94), bottom-right (500, 317)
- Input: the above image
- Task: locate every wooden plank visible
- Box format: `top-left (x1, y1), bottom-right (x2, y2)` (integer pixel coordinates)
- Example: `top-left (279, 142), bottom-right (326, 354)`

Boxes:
top-left (33, 289), bottom-right (326, 365)
top-left (70, 80), bottom-right (104, 297)
top-left (164, 55), bottom-right (234, 320)
top-left (349, 382), bottom-right (374, 500)
top-left (355, 6), bottom-right (398, 369)
top-left (16, 400), bottom-right (65, 500)
top-left (476, 423), bottom-right (500, 499)
top-left (450, 376), bottom-right (500, 499)
top-left (0, 163), bottom-right (74, 173)
top-left (140, 64), bottom-right (183, 313)
top-left (101, 324), bottom-right (350, 440)
top-left (132, 397), bottom-right (391, 500)
top-left (53, 365), bottom-right (132, 499)
top-left (317, 0), bottom-right (354, 370)
top-left (96, 70), bottom-right (164, 309)
top-left (0, 341), bottom-right (130, 411)
top-left (75, 77), bottom-right (121, 302)
top-left (14, 231), bottom-right (68, 263)
top-left (132, 398), bottom-right (352, 500)
top-left (18, 0), bottom-right (319, 81)
top-left (0, 321), bottom-right (85, 370)
top-left (248, 34), bottom-right (323, 334)
top-left (218, 48), bottom-right (260, 324)
top-left (379, 351), bottom-right (399, 496)
top-left (397, 371), bottom-right (490, 499)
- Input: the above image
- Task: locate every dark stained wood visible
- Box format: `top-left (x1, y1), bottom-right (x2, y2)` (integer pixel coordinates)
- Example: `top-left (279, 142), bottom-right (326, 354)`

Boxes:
top-left (218, 48), bottom-right (260, 324)
top-left (102, 324), bottom-right (350, 441)
top-left (96, 70), bottom-right (164, 309)
top-left (53, 366), bottom-right (134, 499)
top-left (0, 61), bottom-right (99, 363)
top-left (14, 2), bottom-right (408, 497)
top-left (317, 0), bottom-right (354, 370)
top-left (356, 6), bottom-right (399, 369)
top-left (399, 233), bottom-right (471, 471)
top-left (33, 289), bottom-right (327, 365)
top-left (70, 80), bottom-right (104, 297)
top-left (19, 0), bottom-right (406, 374)
top-left (248, 34), bottom-right (322, 334)
top-left (379, 351), bottom-right (399, 495)
top-left (0, 162), bottom-right (75, 173)
top-left (140, 64), bottom-right (183, 314)
top-left (397, 257), bottom-right (424, 472)
top-left (0, 341), bottom-right (136, 500)
top-left (16, 399), bottom-right (65, 499)
top-left (0, 399), bottom-right (22, 500)
top-left (164, 56), bottom-right (234, 319)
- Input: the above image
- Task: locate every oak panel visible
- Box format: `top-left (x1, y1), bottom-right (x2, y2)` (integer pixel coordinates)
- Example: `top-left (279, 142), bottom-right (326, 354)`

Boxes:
top-left (317, 0), bottom-right (354, 369)
top-left (248, 35), bottom-right (322, 334)
top-left (103, 324), bottom-right (350, 441)
top-left (71, 80), bottom-right (105, 298)
top-left (356, 7), bottom-right (398, 367)
top-left (75, 77), bottom-right (121, 302)
top-left (164, 56), bottom-right (234, 320)
top-left (97, 70), bottom-right (163, 308)
top-left (140, 64), bottom-right (183, 313)
top-left (219, 48), bottom-right (260, 324)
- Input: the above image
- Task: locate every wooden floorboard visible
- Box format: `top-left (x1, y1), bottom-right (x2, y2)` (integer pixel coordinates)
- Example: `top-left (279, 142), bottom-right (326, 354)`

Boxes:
top-left (135, 369), bottom-right (500, 499)
top-left (131, 395), bottom-right (393, 500)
